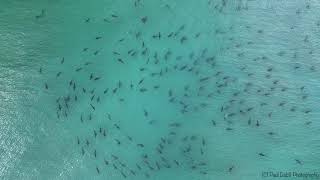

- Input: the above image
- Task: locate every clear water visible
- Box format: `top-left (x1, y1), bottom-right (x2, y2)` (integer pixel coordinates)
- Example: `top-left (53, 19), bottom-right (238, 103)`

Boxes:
top-left (0, 0), bottom-right (319, 180)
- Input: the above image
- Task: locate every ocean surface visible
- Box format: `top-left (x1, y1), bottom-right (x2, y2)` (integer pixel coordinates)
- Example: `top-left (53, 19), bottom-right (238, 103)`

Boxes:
top-left (0, 0), bottom-right (319, 180)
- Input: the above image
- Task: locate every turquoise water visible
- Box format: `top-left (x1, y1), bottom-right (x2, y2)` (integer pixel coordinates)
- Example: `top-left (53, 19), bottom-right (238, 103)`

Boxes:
top-left (0, 0), bottom-right (320, 179)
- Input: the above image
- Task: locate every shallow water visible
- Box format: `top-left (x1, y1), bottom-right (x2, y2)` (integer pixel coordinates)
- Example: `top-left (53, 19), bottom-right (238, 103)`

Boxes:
top-left (0, 0), bottom-right (320, 180)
